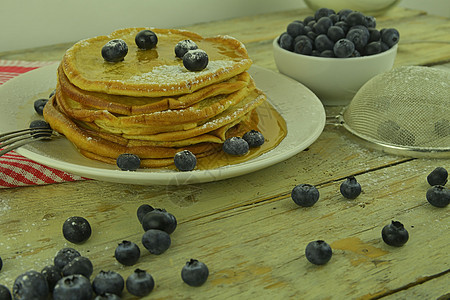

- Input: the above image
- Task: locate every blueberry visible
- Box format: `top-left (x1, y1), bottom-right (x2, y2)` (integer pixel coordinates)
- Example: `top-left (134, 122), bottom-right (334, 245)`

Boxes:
top-left (175, 39), bottom-right (198, 58)
top-left (346, 28), bottom-right (369, 52)
top-left (101, 39), bottom-right (128, 62)
top-left (303, 15), bottom-right (315, 25)
top-left (0, 285), bottom-right (11, 300)
top-left (381, 28), bottom-right (400, 47)
top-left (126, 269), bottom-right (155, 297)
top-left (183, 49), bottom-right (209, 71)
top-left (62, 216), bottom-right (92, 244)
top-left (137, 204), bottom-right (154, 224)
top-left (337, 9), bottom-right (353, 22)
top-left (365, 15), bottom-right (377, 28)
top-left (54, 248), bottom-right (81, 271)
top-left (53, 275), bottom-right (93, 300)
top-left (334, 21), bottom-right (349, 33)
top-left (242, 130), bottom-right (265, 147)
top-left (141, 208), bottom-right (177, 234)
top-left (426, 185), bottom-right (450, 208)
top-left (142, 229), bottom-right (171, 255)
top-left (278, 32), bottom-right (294, 51)
top-left (314, 34), bottom-right (334, 52)
top-left (94, 293), bottom-right (121, 300)
top-left (61, 256), bottom-right (94, 279)
top-left (333, 39), bottom-right (355, 58)
top-left (305, 240), bottom-right (332, 265)
top-left (174, 150), bottom-right (197, 171)
top-left (116, 153), bottom-right (140, 171)
top-left (181, 259), bottom-right (209, 287)
top-left (314, 8), bottom-right (334, 20)
top-left (114, 240), bottom-right (140, 266)
top-left (29, 120), bottom-right (52, 138)
top-left (368, 28), bottom-right (381, 42)
top-left (293, 37), bottom-right (313, 55)
top-left (365, 41), bottom-right (382, 55)
top-left (291, 184), bottom-right (320, 207)
top-left (346, 11), bottom-right (367, 27)
top-left (313, 17), bottom-right (333, 34)
top-left (306, 30), bottom-right (318, 41)
top-left (34, 98), bottom-right (48, 115)
top-left (92, 270), bottom-right (124, 296)
top-left (13, 270), bottom-right (49, 300)
top-left (320, 50), bottom-right (335, 57)
top-left (135, 29), bottom-right (158, 50)
top-left (382, 221), bottom-right (409, 247)
top-left (41, 265), bottom-right (62, 291)
top-left (340, 176), bottom-right (362, 199)
top-left (223, 137), bottom-right (249, 156)
top-left (327, 25), bottom-right (345, 42)
top-left (287, 21), bottom-right (305, 37)
top-left (427, 167), bottom-right (448, 186)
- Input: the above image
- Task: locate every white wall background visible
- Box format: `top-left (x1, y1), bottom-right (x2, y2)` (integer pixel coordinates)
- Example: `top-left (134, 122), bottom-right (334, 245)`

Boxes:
top-left (1, 0), bottom-right (448, 52)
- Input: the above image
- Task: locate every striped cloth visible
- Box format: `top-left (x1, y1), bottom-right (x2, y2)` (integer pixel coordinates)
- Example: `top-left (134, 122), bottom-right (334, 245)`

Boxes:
top-left (0, 60), bottom-right (87, 188)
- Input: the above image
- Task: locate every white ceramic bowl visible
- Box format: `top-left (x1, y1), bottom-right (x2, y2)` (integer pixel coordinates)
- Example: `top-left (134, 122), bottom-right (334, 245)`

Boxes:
top-left (303, 0), bottom-right (401, 16)
top-left (273, 38), bottom-right (397, 105)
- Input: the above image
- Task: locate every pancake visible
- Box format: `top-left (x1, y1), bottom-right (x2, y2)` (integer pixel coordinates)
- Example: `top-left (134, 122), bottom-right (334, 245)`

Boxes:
top-left (58, 64), bottom-right (251, 115)
top-left (62, 28), bottom-right (253, 97)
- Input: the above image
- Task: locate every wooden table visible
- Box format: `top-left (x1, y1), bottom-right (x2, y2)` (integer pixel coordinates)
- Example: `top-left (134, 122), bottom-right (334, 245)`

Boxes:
top-left (1, 6), bottom-right (449, 299)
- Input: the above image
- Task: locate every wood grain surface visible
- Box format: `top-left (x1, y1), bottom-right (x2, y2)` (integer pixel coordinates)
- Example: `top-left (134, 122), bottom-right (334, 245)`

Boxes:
top-left (0, 6), bottom-right (449, 300)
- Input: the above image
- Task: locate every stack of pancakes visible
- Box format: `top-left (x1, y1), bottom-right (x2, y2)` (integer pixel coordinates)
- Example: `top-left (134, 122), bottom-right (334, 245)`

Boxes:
top-left (44, 28), bottom-right (267, 168)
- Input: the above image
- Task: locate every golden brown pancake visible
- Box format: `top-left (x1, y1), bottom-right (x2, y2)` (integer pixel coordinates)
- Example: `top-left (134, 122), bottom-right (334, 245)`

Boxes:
top-left (62, 28), bottom-right (253, 97)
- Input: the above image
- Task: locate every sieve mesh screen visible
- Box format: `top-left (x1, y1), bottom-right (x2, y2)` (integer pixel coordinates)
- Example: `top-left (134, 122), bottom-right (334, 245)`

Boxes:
top-left (341, 66), bottom-right (449, 154)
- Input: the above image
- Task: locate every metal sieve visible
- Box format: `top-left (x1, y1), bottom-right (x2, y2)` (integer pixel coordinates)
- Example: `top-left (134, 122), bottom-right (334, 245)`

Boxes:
top-left (334, 66), bottom-right (450, 158)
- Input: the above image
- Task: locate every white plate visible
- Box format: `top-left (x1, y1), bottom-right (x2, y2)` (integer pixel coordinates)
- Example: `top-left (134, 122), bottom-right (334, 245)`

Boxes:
top-left (0, 63), bottom-right (325, 185)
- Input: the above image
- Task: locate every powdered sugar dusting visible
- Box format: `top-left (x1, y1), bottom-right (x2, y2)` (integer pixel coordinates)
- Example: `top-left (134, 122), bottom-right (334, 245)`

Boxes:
top-left (129, 60), bottom-right (236, 85)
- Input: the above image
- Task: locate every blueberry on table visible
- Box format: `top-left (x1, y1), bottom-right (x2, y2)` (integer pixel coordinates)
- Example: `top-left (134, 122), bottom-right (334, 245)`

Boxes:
top-left (137, 204), bottom-right (154, 224)
top-left (41, 265), bottom-right (62, 291)
top-left (34, 98), bottom-right (48, 115)
top-left (114, 240), bottom-right (140, 266)
top-left (62, 216), bottom-right (92, 244)
top-left (61, 256), bottom-right (93, 279)
top-left (333, 39), bottom-right (355, 58)
top-left (340, 176), bottom-right (362, 199)
top-left (141, 208), bottom-right (177, 234)
top-left (101, 39), bottom-right (128, 62)
top-left (54, 247), bottom-right (81, 270)
top-left (116, 153), bottom-right (141, 171)
top-left (92, 270), bottom-right (124, 296)
top-left (426, 185), bottom-right (450, 208)
top-left (382, 221), bottom-right (409, 247)
top-left (142, 229), bottom-right (171, 255)
top-left (53, 274), bottom-right (93, 300)
top-left (183, 49), bottom-right (209, 71)
top-left (291, 184), bottom-right (320, 207)
top-left (126, 269), bottom-right (155, 297)
top-left (223, 136), bottom-right (249, 156)
top-left (13, 270), bottom-right (49, 300)
top-left (94, 293), bottom-right (121, 300)
top-left (135, 29), bottom-right (158, 50)
top-left (305, 240), bottom-right (332, 265)
top-left (0, 285), bottom-right (11, 300)
top-left (181, 259), bottom-right (209, 287)
top-left (243, 130), bottom-right (265, 148)
top-left (174, 150), bottom-right (197, 171)
top-left (427, 167), bottom-right (448, 186)
top-left (175, 39), bottom-right (198, 58)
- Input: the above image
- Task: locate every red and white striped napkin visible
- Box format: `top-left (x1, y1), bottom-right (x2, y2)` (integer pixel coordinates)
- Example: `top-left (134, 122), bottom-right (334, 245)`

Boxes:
top-left (0, 60), bottom-right (88, 188)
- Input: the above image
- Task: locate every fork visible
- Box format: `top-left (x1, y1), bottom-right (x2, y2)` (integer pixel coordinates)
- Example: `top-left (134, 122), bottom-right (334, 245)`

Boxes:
top-left (0, 127), bottom-right (54, 157)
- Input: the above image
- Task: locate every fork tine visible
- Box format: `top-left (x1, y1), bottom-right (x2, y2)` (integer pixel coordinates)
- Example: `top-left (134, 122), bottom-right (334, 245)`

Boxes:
top-left (0, 127), bottom-right (53, 141)
top-left (0, 128), bottom-right (54, 157)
